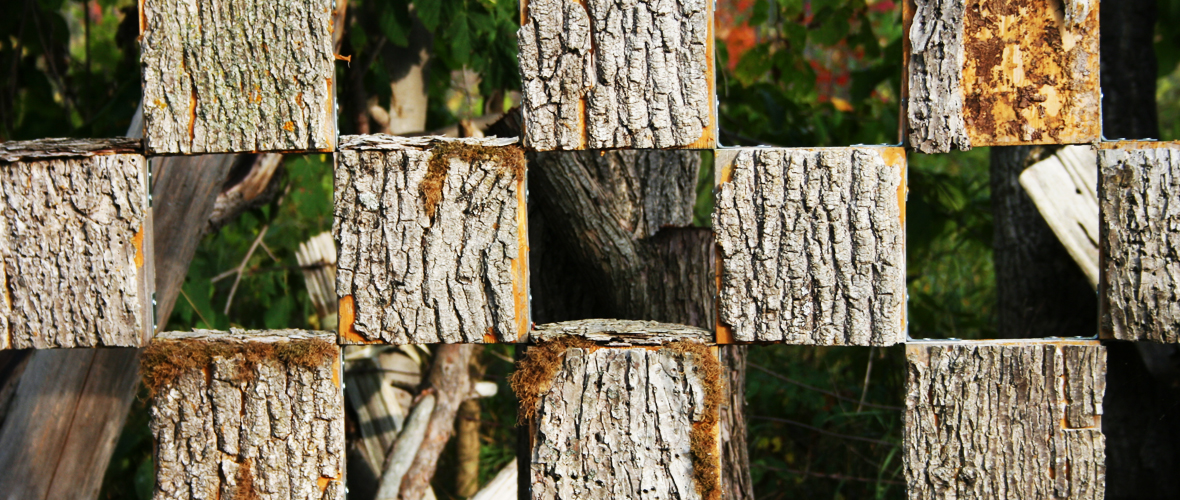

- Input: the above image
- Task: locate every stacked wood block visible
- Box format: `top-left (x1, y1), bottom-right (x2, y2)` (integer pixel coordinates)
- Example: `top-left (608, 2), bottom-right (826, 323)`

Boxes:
top-left (333, 135), bottom-right (529, 344)
top-left (145, 330), bottom-right (344, 500)
top-left (518, 320), bottom-right (720, 499)
top-left (905, 340), bottom-right (1106, 499)
top-left (518, 0), bottom-right (716, 150)
top-left (713, 147), bottom-right (906, 345)
top-left (139, 0), bottom-right (337, 154)
top-left (0, 138), bottom-right (153, 349)
top-left (1098, 142), bottom-right (1180, 342)
top-left (904, 0), bottom-right (1101, 153)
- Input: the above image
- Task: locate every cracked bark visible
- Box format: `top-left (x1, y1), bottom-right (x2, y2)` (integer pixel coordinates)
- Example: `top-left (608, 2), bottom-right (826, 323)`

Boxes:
top-left (531, 319), bottom-right (711, 346)
top-left (1099, 144), bottom-right (1180, 343)
top-left (904, 341), bottom-right (1106, 500)
top-left (529, 344), bottom-right (712, 500)
top-left (140, 0), bottom-right (336, 154)
top-left (149, 330), bottom-right (345, 500)
top-left (906, 0), bottom-right (970, 153)
top-left (0, 141), bottom-right (151, 349)
top-left (713, 148), bottom-right (905, 345)
top-left (334, 135), bottom-right (526, 344)
top-left (518, 0), bottom-right (713, 151)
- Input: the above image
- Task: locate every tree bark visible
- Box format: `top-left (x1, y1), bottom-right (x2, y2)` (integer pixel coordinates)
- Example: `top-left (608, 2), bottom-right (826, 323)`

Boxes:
top-left (140, 0), bottom-right (336, 154)
top-left (147, 330), bottom-right (345, 500)
top-left (334, 135), bottom-right (527, 344)
top-left (904, 340), bottom-right (1106, 499)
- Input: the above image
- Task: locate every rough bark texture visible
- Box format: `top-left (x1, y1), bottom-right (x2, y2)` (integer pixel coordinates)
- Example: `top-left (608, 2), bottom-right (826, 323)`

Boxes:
top-left (518, 0), bottom-right (712, 151)
top-left (991, 145), bottom-right (1097, 338)
top-left (714, 148), bottom-right (905, 345)
top-left (0, 149), bottom-right (149, 348)
top-left (1100, 0), bottom-right (1160, 141)
top-left (531, 318), bottom-right (711, 346)
top-left (529, 150), bottom-right (707, 326)
top-left (717, 347), bottom-right (753, 500)
top-left (530, 346), bottom-right (711, 500)
top-left (1098, 143), bottom-right (1180, 343)
top-left (904, 341), bottom-right (1106, 499)
top-left (149, 330), bottom-right (345, 500)
top-left (140, 0), bottom-right (336, 154)
top-left (906, 0), bottom-right (971, 153)
top-left (0, 137), bottom-right (140, 161)
top-left (334, 135), bottom-right (525, 344)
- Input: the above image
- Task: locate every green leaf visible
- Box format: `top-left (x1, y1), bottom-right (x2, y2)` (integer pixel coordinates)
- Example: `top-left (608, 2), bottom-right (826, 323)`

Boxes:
top-left (447, 11), bottom-right (472, 66)
top-left (378, 0), bottom-right (412, 46)
top-left (416, 0), bottom-right (442, 31)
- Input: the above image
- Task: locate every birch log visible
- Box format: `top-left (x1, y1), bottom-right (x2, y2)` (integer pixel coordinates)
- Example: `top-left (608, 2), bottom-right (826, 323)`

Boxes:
top-left (518, 0), bottom-right (715, 151)
top-left (1099, 142), bottom-right (1180, 343)
top-left (334, 135), bottom-right (528, 344)
top-left (904, 0), bottom-right (1101, 152)
top-left (713, 147), bottom-right (906, 345)
top-left (140, 0), bottom-right (336, 154)
top-left (522, 329), bottom-right (720, 500)
top-left (146, 329), bottom-right (344, 500)
top-left (0, 139), bottom-right (152, 349)
top-left (904, 340), bottom-right (1106, 500)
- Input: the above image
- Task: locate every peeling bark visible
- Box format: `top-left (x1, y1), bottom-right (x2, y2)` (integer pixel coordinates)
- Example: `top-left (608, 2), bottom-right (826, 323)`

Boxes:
top-left (140, 0), bottom-right (336, 154)
top-left (1099, 143), bottom-right (1180, 343)
top-left (334, 135), bottom-right (526, 344)
top-left (518, 0), bottom-right (713, 151)
top-left (0, 148), bottom-right (150, 349)
top-left (530, 345), bottom-right (713, 500)
top-left (906, 0), bottom-right (971, 153)
top-left (904, 341), bottom-right (1106, 500)
top-left (713, 148), bottom-right (905, 345)
top-left (149, 330), bottom-right (345, 500)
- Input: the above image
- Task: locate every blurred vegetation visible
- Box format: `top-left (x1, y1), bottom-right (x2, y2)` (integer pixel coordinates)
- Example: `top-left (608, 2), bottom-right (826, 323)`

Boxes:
top-left (0, 0), bottom-right (1177, 499)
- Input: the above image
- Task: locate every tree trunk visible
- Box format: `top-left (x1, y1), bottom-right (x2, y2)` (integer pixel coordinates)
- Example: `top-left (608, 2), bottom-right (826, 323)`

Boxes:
top-left (146, 330), bottom-right (345, 500)
top-left (905, 340), bottom-right (1106, 499)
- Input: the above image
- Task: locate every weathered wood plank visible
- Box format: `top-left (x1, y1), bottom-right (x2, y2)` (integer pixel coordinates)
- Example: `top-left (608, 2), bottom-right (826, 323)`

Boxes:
top-left (518, 0), bottom-right (715, 151)
top-left (515, 328), bottom-right (720, 500)
top-left (713, 147), bottom-right (906, 345)
top-left (904, 340), bottom-right (1106, 500)
top-left (0, 144), bottom-right (152, 349)
top-left (905, 0), bottom-right (1101, 153)
top-left (1098, 141), bottom-right (1180, 343)
top-left (140, 0), bottom-right (336, 154)
top-left (530, 318), bottom-right (711, 346)
top-left (1019, 145), bottom-right (1100, 288)
top-left (145, 329), bottom-right (344, 500)
top-left (334, 135), bottom-right (529, 344)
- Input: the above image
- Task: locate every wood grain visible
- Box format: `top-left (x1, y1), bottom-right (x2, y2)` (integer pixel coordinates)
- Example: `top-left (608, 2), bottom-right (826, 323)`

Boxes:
top-left (0, 149), bottom-right (151, 348)
top-left (518, 0), bottom-right (715, 151)
top-left (1019, 145), bottom-right (1100, 288)
top-left (905, 340), bottom-right (1106, 499)
top-left (149, 330), bottom-right (345, 500)
top-left (530, 318), bottom-right (712, 346)
top-left (334, 135), bottom-right (527, 344)
top-left (713, 147), bottom-right (906, 345)
top-left (1098, 142), bottom-right (1180, 342)
top-left (140, 0), bottom-right (336, 154)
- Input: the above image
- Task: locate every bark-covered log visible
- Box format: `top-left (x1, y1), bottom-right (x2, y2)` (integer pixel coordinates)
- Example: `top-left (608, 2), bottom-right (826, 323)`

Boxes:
top-left (518, 330), bottom-right (720, 500)
top-left (145, 329), bottom-right (344, 500)
top-left (1099, 142), bottom-right (1180, 343)
top-left (517, 0), bottom-right (715, 151)
top-left (334, 135), bottom-right (528, 344)
top-left (530, 318), bottom-right (711, 346)
top-left (713, 147), bottom-right (905, 345)
top-left (904, 0), bottom-right (1101, 153)
top-left (904, 340), bottom-right (1106, 500)
top-left (140, 0), bottom-right (336, 154)
top-left (0, 142), bottom-right (152, 349)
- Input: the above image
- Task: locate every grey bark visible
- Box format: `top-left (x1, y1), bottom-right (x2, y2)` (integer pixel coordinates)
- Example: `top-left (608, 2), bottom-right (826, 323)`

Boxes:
top-left (0, 137), bottom-right (140, 161)
top-left (904, 341), bottom-right (1106, 500)
top-left (0, 147), bottom-right (150, 348)
top-left (530, 318), bottom-right (711, 346)
top-left (718, 346), bottom-right (753, 500)
top-left (140, 0), bottom-right (336, 154)
top-left (150, 330), bottom-right (345, 500)
top-left (1100, 0), bottom-right (1160, 141)
top-left (375, 393), bottom-right (434, 500)
top-left (334, 135), bottom-right (523, 344)
top-left (1099, 145), bottom-right (1180, 343)
top-left (714, 148), bottom-right (905, 345)
top-left (906, 0), bottom-right (970, 153)
top-left (518, 0), bottom-right (711, 151)
top-left (530, 345), bottom-right (710, 500)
